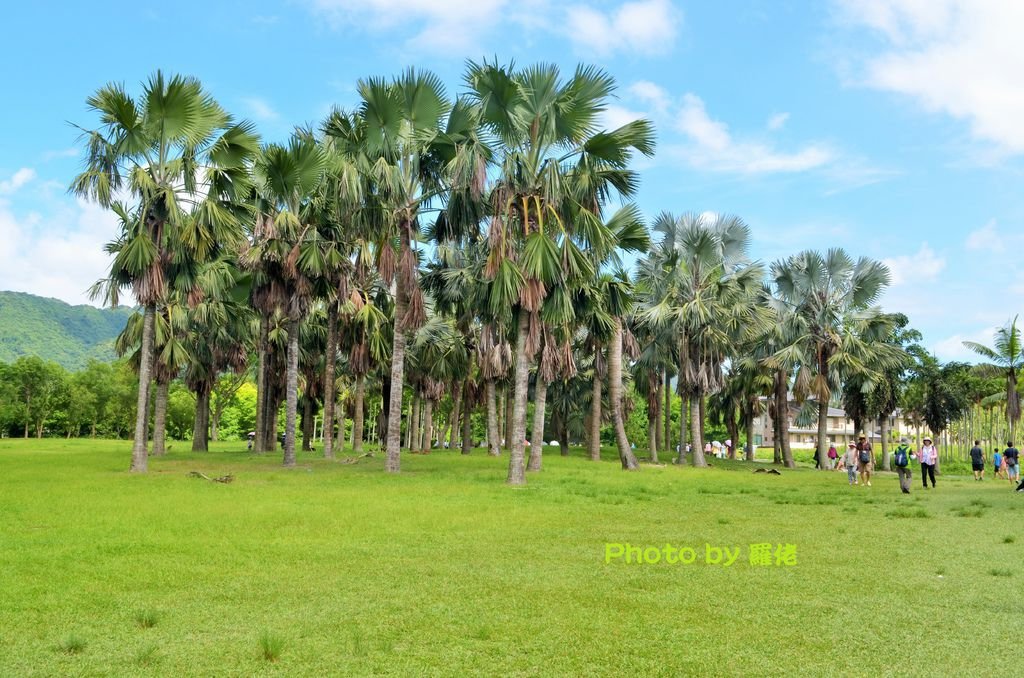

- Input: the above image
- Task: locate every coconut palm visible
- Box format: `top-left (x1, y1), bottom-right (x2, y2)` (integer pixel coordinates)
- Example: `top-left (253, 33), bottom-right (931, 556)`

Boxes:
top-left (74, 71), bottom-right (259, 472)
top-left (769, 249), bottom-right (903, 470)
top-left (964, 316), bottom-right (1024, 442)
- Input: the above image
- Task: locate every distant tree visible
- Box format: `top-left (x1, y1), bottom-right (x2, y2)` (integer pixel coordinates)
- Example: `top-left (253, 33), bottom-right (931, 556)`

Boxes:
top-left (964, 316), bottom-right (1024, 441)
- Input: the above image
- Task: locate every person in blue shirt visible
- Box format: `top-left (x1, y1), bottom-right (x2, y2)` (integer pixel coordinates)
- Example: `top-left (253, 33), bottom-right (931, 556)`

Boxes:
top-left (993, 448), bottom-right (1004, 480)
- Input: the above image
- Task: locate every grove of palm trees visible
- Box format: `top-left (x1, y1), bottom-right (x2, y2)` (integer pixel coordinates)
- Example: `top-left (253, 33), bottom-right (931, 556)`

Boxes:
top-left (3, 58), bottom-right (1023, 676)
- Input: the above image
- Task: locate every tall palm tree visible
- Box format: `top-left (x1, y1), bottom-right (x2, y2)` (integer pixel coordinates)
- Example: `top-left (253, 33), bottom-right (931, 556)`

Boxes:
top-left (964, 315), bottom-right (1024, 442)
top-left (244, 132), bottom-right (327, 467)
top-left (769, 249), bottom-right (901, 469)
top-left (466, 60), bottom-right (655, 484)
top-left (74, 71), bottom-right (258, 472)
top-left (638, 213), bottom-right (767, 467)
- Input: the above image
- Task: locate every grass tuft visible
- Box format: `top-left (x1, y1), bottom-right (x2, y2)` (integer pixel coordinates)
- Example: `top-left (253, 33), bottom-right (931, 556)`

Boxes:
top-left (1004, 535), bottom-right (1016, 544)
top-left (134, 608), bottom-right (159, 629)
top-left (989, 568), bottom-right (1012, 577)
top-left (259, 630), bottom-right (284, 662)
top-left (57, 635), bottom-right (86, 655)
top-left (885, 507), bottom-right (930, 519)
top-left (134, 643), bottom-right (161, 667)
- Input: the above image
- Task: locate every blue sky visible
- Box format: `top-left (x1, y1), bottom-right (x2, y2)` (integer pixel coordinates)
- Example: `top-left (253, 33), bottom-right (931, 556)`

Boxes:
top-left (1, 0), bottom-right (1021, 361)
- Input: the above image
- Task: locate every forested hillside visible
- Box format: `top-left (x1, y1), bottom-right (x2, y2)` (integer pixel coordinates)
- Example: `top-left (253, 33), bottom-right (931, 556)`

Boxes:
top-left (0, 291), bottom-right (132, 369)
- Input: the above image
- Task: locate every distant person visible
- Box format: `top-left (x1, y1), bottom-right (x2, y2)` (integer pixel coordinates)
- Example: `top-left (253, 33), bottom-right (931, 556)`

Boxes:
top-left (842, 442), bottom-right (858, 486)
top-left (827, 442), bottom-right (838, 469)
top-left (247, 431), bottom-right (255, 451)
top-left (894, 437), bottom-right (913, 494)
top-left (856, 433), bottom-right (874, 487)
top-left (1003, 441), bottom-right (1020, 485)
top-left (994, 448), bottom-right (1005, 480)
top-left (969, 440), bottom-right (985, 480)
top-left (919, 436), bottom-right (938, 489)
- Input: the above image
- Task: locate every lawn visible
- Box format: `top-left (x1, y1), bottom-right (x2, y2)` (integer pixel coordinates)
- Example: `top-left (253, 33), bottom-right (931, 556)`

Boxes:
top-left (0, 439), bottom-right (1018, 676)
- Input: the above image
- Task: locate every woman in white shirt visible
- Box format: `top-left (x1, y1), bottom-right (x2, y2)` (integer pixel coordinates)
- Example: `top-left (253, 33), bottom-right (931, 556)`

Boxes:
top-left (919, 436), bottom-right (938, 489)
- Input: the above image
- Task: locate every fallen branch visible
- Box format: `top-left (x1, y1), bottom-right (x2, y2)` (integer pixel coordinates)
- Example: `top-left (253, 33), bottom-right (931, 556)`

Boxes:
top-left (188, 471), bottom-right (234, 483)
top-left (338, 453), bottom-right (374, 465)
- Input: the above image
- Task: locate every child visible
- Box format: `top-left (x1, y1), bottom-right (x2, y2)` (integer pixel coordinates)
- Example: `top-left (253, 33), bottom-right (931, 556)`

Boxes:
top-left (843, 442), bottom-right (858, 486)
top-left (993, 448), bottom-right (1004, 480)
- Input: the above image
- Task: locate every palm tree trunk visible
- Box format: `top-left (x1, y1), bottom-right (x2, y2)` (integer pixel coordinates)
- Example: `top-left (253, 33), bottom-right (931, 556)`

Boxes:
top-left (507, 309), bottom-right (531, 485)
top-left (421, 398), bottom-right (433, 453)
top-left (302, 398), bottom-right (314, 451)
top-left (690, 392), bottom-right (707, 467)
top-left (610, 319), bottom-right (639, 470)
top-left (352, 374), bottom-right (365, 455)
top-left (699, 394), bottom-right (706, 443)
top-left (648, 400), bottom-right (658, 463)
top-left (558, 415), bottom-right (569, 456)
top-left (334, 398), bottom-right (345, 452)
top-left (385, 225), bottom-right (411, 471)
top-left (130, 304), bottom-right (156, 472)
top-left (727, 413), bottom-right (740, 461)
top-left (663, 369), bottom-right (671, 455)
top-left (746, 414), bottom-right (756, 461)
top-left (504, 384), bottom-right (514, 453)
top-left (462, 381), bottom-right (473, 455)
top-left (654, 375), bottom-right (664, 455)
top-left (409, 392), bottom-right (420, 451)
top-left (880, 415), bottom-right (891, 471)
top-left (677, 388), bottom-right (688, 465)
top-left (776, 369), bottom-right (794, 468)
top-left (192, 387), bottom-right (210, 452)
top-left (485, 379), bottom-right (500, 456)
top-left (322, 302), bottom-right (338, 459)
top-left (254, 315), bottom-right (268, 453)
top-left (816, 398), bottom-right (829, 470)
top-left (448, 387), bottom-right (462, 449)
top-left (283, 322), bottom-right (299, 467)
top-left (528, 377), bottom-right (547, 471)
top-left (589, 371), bottom-right (602, 461)
top-left (151, 376), bottom-right (169, 456)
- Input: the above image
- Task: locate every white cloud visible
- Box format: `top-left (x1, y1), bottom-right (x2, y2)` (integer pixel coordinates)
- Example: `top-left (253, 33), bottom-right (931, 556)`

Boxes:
top-left (0, 196), bottom-right (117, 306)
top-left (673, 94), bottom-right (835, 173)
top-left (41, 148), bottom-right (78, 161)
top-left (566, 0), bottom-right (680, 57)
top-left (933, 326), bottom-right (1000, 363)
top-left (0, 168), bottom-right (36, 195)
top-left (965, 219), bottom-right (1005, 252)
top-left (882, 243), bottom-right (945, 286)
top-left (628, 80), bottom-right (671, 114)
top-left (767, 112), bottom-right (790, 130)
top-left (241, 97), bottom-right (280, 122)
top-left (600, 105), bottom-right (647, 131)
top-left (836, 0), bottom-right (1024, 154)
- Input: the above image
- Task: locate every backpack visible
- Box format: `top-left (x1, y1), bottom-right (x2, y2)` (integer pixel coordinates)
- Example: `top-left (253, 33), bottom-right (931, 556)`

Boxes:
top-left (828, 447), bottom-right (837, 459)
top-left (894, 445), bottom-right (909, 468)
top-left (859, 448), bottom-right (870, 464)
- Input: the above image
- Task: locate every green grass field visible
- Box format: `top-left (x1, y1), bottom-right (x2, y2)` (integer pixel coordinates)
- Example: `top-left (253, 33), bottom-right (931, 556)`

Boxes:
top-left (1, 439), bottom-right (1019, 676)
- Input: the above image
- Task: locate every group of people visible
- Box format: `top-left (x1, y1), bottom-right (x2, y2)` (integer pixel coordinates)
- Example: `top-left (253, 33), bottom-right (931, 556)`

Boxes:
top-left (825, 434), bottom-right (1024, 494)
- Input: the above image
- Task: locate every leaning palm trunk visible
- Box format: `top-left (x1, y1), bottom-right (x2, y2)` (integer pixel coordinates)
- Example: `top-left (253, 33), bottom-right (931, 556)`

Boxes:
top-left (589, 373), bottom-right (602, 461)
top-left (130, 304), bottom-right (156, 472)
top-left (690, 392), bottom-right (707, 467)
top-left (283, 322), bottom-right (299, 467)
top-left (507, 309), bottom-right (531, 485)
top-left (816, 398), bottom-right (829, 470)
top-left (485, 379), bottom-right (500, 456)
top-left (527, 377), bottom-right (547, 471)
top-left (152, 377), bottom-right (169, 456)
top-left (609, 319), bottom-right (639, 470)
top-left (352, 374), bottom-right (365, 455)
top-left (322, 303), bottom-right (339, 459)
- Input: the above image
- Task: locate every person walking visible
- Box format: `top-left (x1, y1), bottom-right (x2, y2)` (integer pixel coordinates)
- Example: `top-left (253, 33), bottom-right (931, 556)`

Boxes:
top-left (856, 433), bottom-right (874, 487)
top-left (919, 436), bottom-right (938, 489)
top-left (827, 442), bottom-right (838, 470)
top-left (893, 437), bottom-right (913, 493)
top-left (1004, 441), bottom-right (1020, 485)
top-left (842, 442), bottom-right (858, 486)
top-left (969, 440), bottom-right (985, 480)
top-left (994, 448), bottom-right (1005, 480)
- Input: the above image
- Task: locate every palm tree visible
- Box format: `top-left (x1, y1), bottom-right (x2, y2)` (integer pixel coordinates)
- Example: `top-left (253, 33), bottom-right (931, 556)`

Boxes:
top-left (466, 60), bottom-right (654, 485)
top-left (638, 213), bottom-right (767, 467)
top-left (74, 71), bottom-right (258, 472)
top-left (245, 132), bottom-right (327, 467)
top-left (965, 316), bottom-right (1024, 442)
top-left (603, 272), bottom-right (641, 470)
top-left (769, 249), bottom-right (901, 469)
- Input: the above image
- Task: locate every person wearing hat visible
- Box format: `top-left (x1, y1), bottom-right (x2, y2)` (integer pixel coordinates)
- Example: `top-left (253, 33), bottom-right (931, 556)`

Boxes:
top-left (842, 442), bottom-right (859, 485)
top-left (893, 437), bottom-right (914, 493)
top-left (919, 435), bottom-right (938, 489)
top-left (855, 432), bottom-right (874, 487)
top-left (969, 439), bottom-right (985, 480)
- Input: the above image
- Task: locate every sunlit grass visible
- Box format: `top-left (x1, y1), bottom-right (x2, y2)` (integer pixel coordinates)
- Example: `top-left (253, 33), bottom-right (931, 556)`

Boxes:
top-left (0, 438), bottom-right (1018, 675)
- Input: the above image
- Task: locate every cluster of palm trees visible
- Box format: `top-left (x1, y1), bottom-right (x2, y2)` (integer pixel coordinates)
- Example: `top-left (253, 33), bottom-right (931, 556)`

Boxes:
top-left (73, 66), bottom-right (909, 484)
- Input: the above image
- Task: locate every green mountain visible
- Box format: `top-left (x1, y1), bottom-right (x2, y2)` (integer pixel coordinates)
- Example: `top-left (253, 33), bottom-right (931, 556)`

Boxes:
top-left (0, 291), bottom-right (134, 370)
